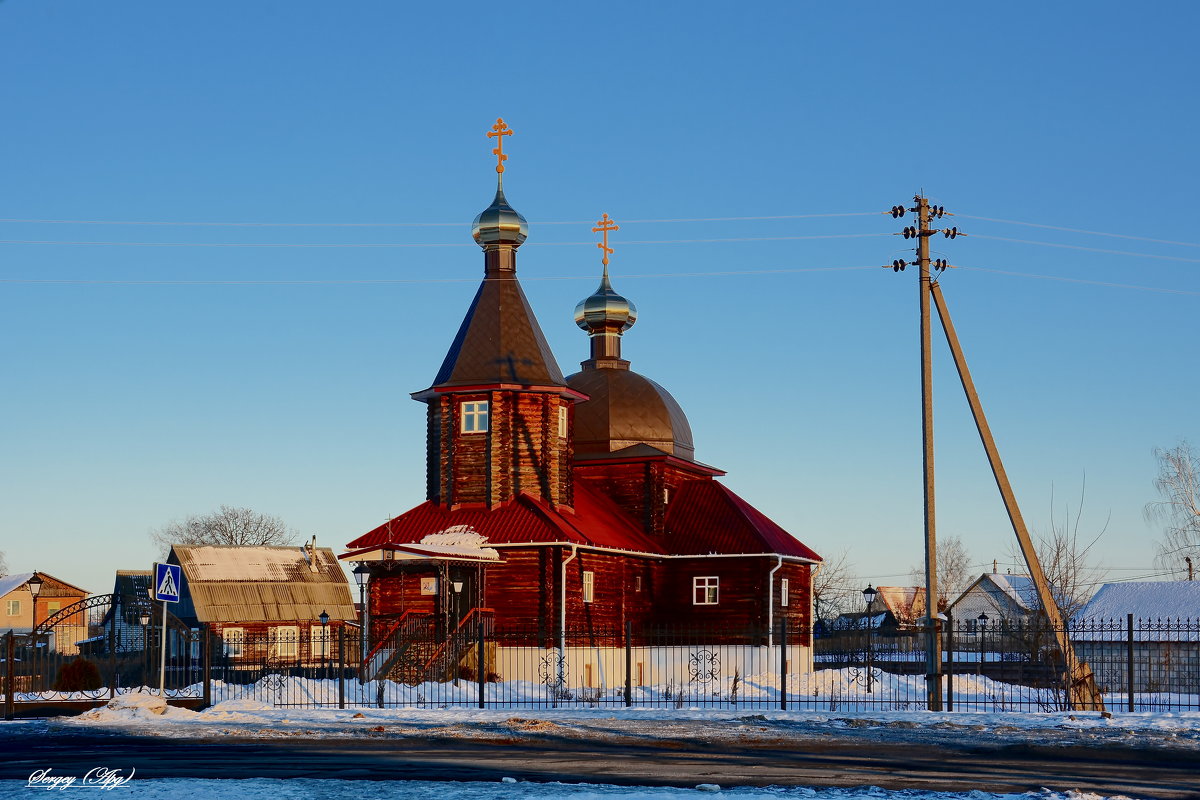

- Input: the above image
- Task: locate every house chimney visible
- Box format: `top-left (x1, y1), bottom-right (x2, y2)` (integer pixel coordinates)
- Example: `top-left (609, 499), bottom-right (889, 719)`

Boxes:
top-left (993, 559), bottom-right (998, 574)
top-left (305, 535), bottom-right (319, 573)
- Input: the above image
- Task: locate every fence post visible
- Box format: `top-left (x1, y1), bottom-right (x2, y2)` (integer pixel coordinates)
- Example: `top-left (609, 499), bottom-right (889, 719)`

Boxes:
top-left (4, 632), bottom-right (14, 721)
top-left (624, 620), bottom-right (632, 708)
top-left (779, 620), bottom-right (787, 711)
top-left (944, 611), bottom-right (953, 712)
top-left (107, 608), bottom-right (118, 700)
top-left (338, 626), bottom-right (346, 710)
top-left (1126, 613), bottom-right (1135, 713)
top-left (477, 622), bottom-right (485, 710)
top-left (202, 627), bottom-right (211, 710)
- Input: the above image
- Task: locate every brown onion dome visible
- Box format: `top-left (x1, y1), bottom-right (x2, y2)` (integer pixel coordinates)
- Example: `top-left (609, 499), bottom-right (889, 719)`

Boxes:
top-left (567, 267), bottom-right (694, 461)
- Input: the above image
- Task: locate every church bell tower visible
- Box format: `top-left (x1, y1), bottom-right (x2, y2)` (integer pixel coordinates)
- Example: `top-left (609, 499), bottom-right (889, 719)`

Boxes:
top-left (412, 119), bottom-right (584, 509)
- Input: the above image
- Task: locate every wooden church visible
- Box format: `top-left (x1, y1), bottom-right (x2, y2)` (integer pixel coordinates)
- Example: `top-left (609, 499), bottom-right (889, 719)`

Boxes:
top-left (341, 120), bottom-right (821, 669)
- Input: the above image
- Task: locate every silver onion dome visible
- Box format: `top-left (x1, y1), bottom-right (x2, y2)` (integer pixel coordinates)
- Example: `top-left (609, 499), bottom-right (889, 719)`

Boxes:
top-left (575, 270), bottom-right (637, 334)
top-left (471, 187), bottom-right (528, 247)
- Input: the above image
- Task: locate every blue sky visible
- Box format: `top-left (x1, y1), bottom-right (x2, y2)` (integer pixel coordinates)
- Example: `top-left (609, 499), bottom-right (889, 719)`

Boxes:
top-left (1, 1), bottom-right (1196, 599)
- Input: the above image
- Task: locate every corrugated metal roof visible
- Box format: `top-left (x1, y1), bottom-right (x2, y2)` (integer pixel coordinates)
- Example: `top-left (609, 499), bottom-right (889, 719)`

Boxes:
top-left (170, 545), bottom-right (355, 624)
top-left (665, 481), bottom-right (821, 560)
top-left (347, 484), bottom-right (666, 554)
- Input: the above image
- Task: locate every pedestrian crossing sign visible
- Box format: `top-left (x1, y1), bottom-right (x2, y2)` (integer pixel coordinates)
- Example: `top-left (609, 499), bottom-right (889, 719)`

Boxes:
top-left (153, 562), bottom-right (182, 603)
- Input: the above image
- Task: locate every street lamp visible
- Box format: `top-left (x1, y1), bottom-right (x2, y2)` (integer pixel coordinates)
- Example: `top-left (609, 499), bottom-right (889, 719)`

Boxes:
top-left (976, 613), bottom-right (989, 677)
top-left (318, 609), bottom-right (330, 679)
top-left (862, 584), bottom-right (877, 694)
top-left (27, 574), bottom-right (44, 691)
top-left (353, 564), bottom-right (370, 657)
top-left (139, 607), bottom-right (152, 679)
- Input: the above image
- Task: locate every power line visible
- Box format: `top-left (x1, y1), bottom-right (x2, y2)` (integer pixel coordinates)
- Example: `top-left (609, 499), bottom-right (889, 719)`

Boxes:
top-left (958, 215), bottom-right (1200, 249)
top-left (0, 233), bottom-right (889, 248)
top-left (958, 265), bottom-right (1200, 297)
top-left (0, 212), bottom-right (879, 228)
top-left (0, 265), bottom-right (881, 285)
top-left (969, 234), bottom-right (1200, 264)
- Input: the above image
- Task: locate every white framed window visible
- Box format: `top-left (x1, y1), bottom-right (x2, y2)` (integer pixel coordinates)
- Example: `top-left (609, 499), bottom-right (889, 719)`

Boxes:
top-left (270, 625), bottom-right (300, 659)
top-left (558, 406), bottom-right (568, 438)
top-left (634, 575), bottom-right (642, 593)
top-left (692, 576), bottom-right (719, 605)
top-left (460, 401), bottom-right (489, 433)
top-left (45, 601), bottom-right (61, 616)
top-left (311, 625), bottom-right (331, 658)
top-left (781, 578), bottom-right (790, 607)
top-left (6, 599), bottom-right (20, 616)
top-left (582, 571), bottom-right (594, 603)
top-left (224, 627), bottom-right (245, 658)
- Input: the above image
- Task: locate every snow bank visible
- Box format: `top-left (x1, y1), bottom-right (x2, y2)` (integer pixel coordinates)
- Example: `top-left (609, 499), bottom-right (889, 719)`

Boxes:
top-left (74, 691), bottom-right (197, 723)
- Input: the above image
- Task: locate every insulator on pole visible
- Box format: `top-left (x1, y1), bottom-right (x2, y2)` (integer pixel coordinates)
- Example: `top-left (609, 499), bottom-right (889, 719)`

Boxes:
top-left (891, 205), bottom-right (906, 218)
top-left (903, 226), bottom-right (917, 239)
top-left (892, 259), bottom-right (907, 272)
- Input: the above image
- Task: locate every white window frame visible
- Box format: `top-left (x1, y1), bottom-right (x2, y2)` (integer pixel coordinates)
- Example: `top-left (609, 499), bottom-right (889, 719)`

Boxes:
top-left (558, 405), bottom-right (568, 438)
top-left (270, 625), bottom-right (300, 659)
top-left (6, 599), bottom-right (20, 616)
top-left (311, 625), bottom-right (331, 659)
top-left (582, 571), bottom-right (594, 603)
top-left (460, 400), bottom-right (489, 433)
top-left (781, 578), bottom-right (790, 607)
top-left (692, 576), bottom-right (719, 605)
top-left (224, 627), bottom-right (245, 658)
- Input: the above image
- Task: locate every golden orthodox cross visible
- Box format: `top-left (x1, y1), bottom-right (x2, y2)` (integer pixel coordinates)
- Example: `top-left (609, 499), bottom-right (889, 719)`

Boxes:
top-left (592, 213), bottom-right (619, 267)
top-left (487, 118), bottom-right (513, 174)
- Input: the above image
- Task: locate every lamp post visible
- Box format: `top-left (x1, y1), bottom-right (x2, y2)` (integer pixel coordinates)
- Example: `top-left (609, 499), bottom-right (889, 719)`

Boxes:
top-left (27, 575), bottom-right (44, 690)
top-left (319, 609), bottom-right (330, 679)
top-left (862, 584), bottom-right (877, 694)
top-left (139, 607), bottom-right (151, 682)
top-left (353, 564), bottom-right (369, 658)
top-left (451, 581), bottom-right (464, 687)
top-left (977, 613), bottom-right (989, 678)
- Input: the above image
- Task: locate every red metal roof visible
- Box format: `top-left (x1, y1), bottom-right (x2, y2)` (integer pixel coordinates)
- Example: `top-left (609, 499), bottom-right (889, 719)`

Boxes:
top-left (664, 481), bottom-right (822, 561)
top-left (345, 483), bottom-right (666, 555)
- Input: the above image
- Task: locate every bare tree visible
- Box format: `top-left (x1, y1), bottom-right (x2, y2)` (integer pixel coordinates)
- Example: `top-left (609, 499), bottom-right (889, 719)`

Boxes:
top-left (1007, 482), bottom-right (1109, 619)
top-left (812, 548), bottom-right (855, 622)
top-left (1145, 442), bottom-right (1200, 580)
top-left (0, 549), bottom-right (8, 577)
top-left (150, 505), bottom-right (298, 556)
top-left (910, 534), bottom-right (973, 612)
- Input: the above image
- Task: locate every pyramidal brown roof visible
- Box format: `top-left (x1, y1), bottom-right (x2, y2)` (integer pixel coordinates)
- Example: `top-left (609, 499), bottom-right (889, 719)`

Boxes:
top-left (423, 275), bottom-right (567, 392)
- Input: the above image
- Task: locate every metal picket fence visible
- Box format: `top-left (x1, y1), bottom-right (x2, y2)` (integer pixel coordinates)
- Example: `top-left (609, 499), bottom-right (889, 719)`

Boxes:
top-left (6, 615), bottom-right (1198, 716)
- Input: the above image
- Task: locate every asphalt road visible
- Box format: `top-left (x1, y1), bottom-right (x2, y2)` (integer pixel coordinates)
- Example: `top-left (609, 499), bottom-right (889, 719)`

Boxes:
top-left (3, 725), bottom-right (1198, 798)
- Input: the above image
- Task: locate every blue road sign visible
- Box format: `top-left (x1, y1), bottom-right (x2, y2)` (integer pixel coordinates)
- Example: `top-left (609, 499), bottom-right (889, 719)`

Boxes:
top-left (153, 562), bottom-right (182, 603)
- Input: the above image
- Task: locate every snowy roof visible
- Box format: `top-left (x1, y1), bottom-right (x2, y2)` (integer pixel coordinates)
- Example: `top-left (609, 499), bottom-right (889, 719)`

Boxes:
top-left (987, 574), bottom-right (1038, 611)
top-left (0, 573), bottom-right (35, 598)
top-left (1078, 580), bottom-right (1200, 620)
top-left (170, 545), bottom-right (355, 624)
top-left (0, 571), bottom-right (88, 599)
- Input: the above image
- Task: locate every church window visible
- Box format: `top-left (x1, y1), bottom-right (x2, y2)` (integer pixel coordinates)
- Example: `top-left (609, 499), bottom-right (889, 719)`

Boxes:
top-left (634, 575), bottom-right (642, 593)
top-left (582, 570), bottom-right (594, 603)
top-left (781, 578), bottom-right (790, 607)
top-left (6, 599), bottom-right (19, 616)
top-left (460, 401), bottom-right (489, 433)
top-left (692, 576), bottom-right (719, 605)
top-left (558, 406), bottom-right (568, 438)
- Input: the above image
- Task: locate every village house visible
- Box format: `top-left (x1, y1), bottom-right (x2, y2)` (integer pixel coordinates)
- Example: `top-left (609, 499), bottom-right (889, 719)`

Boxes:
top-left (340, 122), bottom-right (822, 688)
top-left (947, 572), bottom-right (1039, 634)
top-left (168, 541), bottom-right (356, 664)
top-left (0, 572), bottom-right (89, 653)
top-left (1071, 580), bottom-right (1200, 694)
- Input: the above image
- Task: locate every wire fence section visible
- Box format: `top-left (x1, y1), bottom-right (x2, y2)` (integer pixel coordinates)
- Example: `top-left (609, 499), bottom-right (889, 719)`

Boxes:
top-left (197, 616), bottom-right (1200, 713)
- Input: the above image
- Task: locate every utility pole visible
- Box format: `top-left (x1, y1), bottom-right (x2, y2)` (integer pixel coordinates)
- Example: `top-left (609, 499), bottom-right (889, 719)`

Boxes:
top-left (884, 197), bottom-right (1105, 712)
top-left (888, 195), bottom-right (958, 711)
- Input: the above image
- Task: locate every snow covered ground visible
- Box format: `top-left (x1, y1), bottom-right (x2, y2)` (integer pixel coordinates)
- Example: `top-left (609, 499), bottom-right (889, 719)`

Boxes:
top-left (0, 777), bottom-right (1143, 800)
top-left (6, 685), bottom-right (1195, 799)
